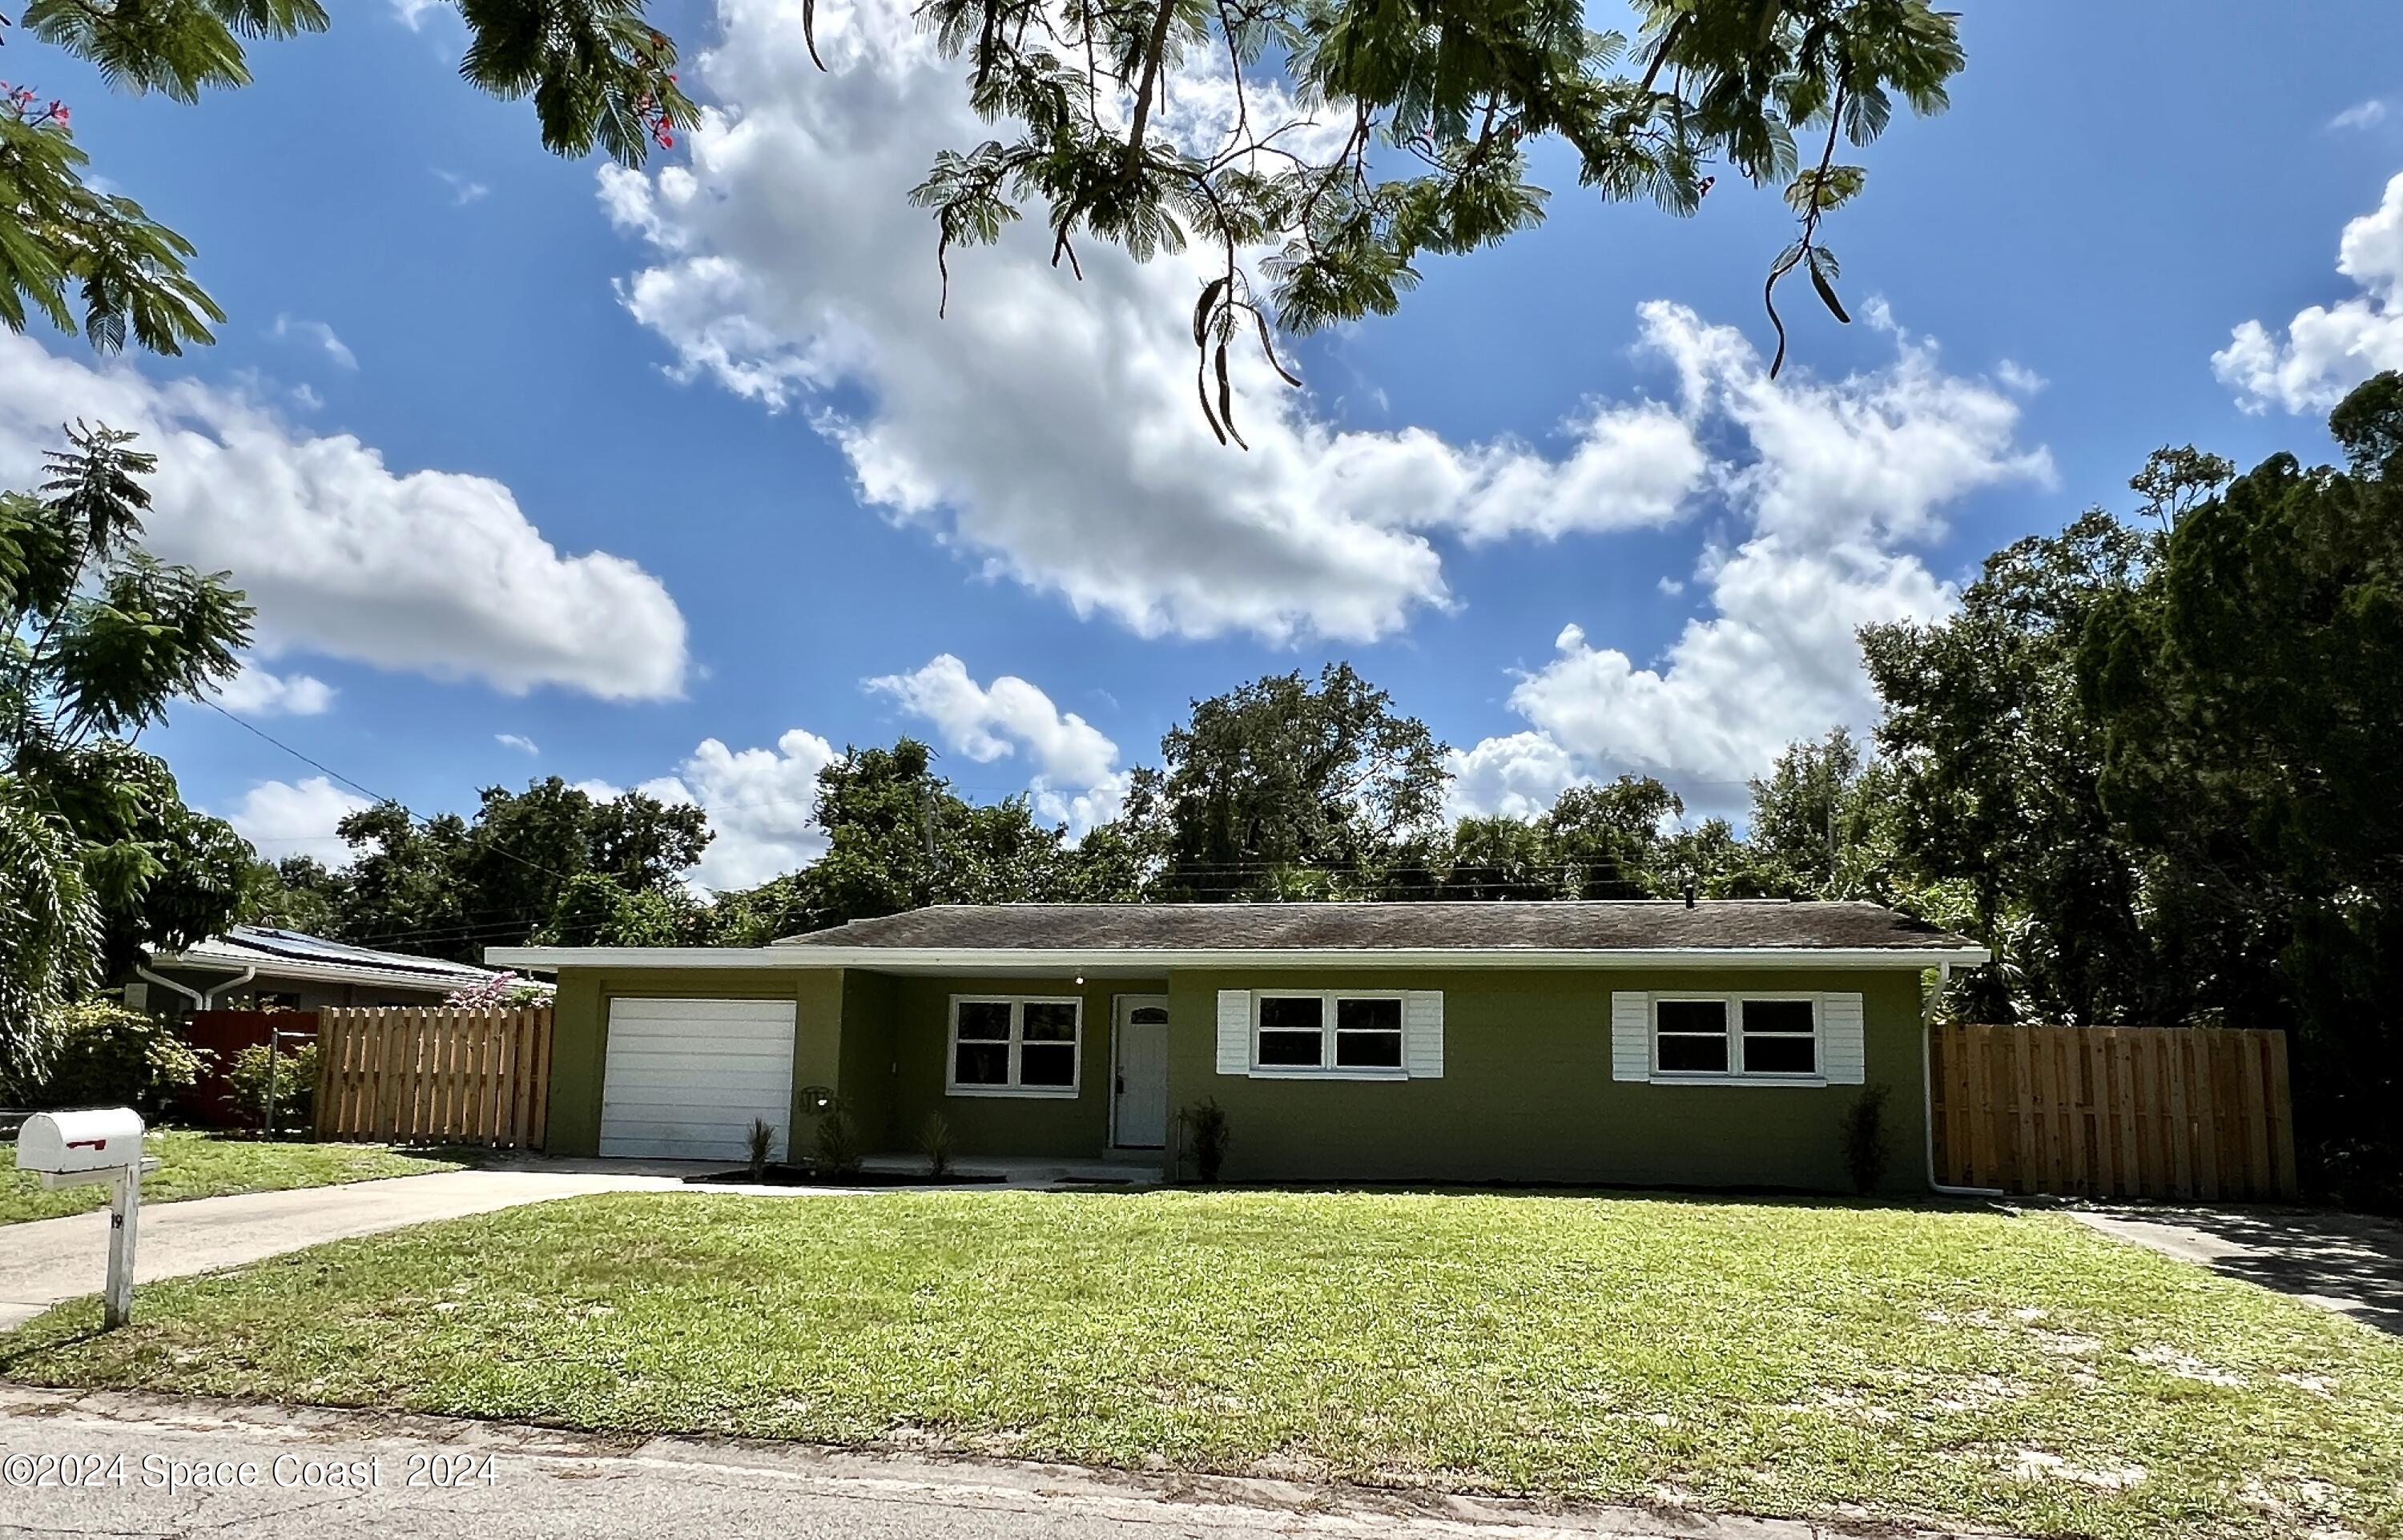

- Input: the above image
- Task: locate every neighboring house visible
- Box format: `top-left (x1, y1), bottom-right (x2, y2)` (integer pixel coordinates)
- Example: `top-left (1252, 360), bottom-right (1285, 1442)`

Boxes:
top-left (491, 900), bottom-right (1990, 1192)
top-left (134, 926), bottom-right (508, 1015)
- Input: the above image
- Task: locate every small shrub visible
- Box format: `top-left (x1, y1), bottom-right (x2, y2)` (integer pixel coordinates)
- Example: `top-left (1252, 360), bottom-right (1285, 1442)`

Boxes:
top-left (34, 1002), bottom-right (206, 1116)
top-left (1178, 1099), bottom-right (1230, 1183)
top-left (918, 1112), bottom-right (955, 1178)
top-left (1839, 1083), bottom-right (1892, 1195)
top-left (227, 1040), bottom-right (320, 1135)
top-left (746, 1117), bottom-right (776, 1180)
top-left (812, 1104), bottom-right (864, 1178)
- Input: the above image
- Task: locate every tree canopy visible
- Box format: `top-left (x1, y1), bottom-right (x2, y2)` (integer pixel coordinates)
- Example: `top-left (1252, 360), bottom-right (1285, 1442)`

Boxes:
top-left (866, 0), bottom-right (1964, 436)
top-left (289, 776), bottom-right (712, 961)
top-left (1, 0), bottom-right (694, 360)
top-left (1, 424), bottom-right (253, 1090)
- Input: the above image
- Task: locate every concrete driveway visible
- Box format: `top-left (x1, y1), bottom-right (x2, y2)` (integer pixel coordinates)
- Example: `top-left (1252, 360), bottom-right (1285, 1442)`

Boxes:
top-left (0, 1167), bottom-right (702, 1331)
top-left (2071, 1204), bottom-right (2403, 1336)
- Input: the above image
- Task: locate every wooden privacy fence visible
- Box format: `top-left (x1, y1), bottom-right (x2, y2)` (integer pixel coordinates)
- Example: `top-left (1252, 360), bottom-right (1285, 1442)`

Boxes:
top-left (314, 1006), bottom-right (553, 1150)
top-left (1930, 1024), bottom-right (2297, 1201)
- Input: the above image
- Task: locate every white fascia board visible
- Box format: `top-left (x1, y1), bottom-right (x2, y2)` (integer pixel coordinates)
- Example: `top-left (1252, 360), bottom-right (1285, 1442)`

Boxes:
top-left (151, 951), bottom-right (491, 992)
top-left (486, 945), bottom-right (1990, 971)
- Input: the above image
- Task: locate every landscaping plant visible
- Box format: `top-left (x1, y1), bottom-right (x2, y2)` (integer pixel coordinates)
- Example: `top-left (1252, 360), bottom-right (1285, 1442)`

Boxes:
top-left (918, 1113), bottom-right (954, 1179)
top-left (226, 1040), bottom-right (319, 1136)
top-left (1178, 1100), bottom-right (1230, 1183)
top-left (812, 1105), bottom-right (864, 1179)
top-left (17, 1001), bottom-right (203, 1116)
top-left (1839, 1083), bottom-right (1892, 1195)
top-left (746, 1118), bottom-right (776, 1180)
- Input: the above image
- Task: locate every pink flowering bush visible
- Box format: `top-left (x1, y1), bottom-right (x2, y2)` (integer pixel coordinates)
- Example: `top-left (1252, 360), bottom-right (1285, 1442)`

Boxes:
top-left (443, 972), bottom-right (553, 1009)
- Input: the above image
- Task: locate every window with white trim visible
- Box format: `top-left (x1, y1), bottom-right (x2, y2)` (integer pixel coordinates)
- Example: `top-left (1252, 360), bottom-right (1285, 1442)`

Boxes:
top-left (948, 996), bottom-right (1082, 1096)
top-left (1652, 995), bottom-right (1820, 1080)
top-left (1252, 991), bottom-right (1405, 1076)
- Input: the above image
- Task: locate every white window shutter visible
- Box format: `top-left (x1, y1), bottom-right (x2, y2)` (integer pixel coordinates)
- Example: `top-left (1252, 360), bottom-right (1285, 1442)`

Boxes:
top-left (1821, 992), bottom-right (1866, 1084)
top-left (1403, 991), bottom-right (1444, 1078)
top-left (1215, 990), bottom-right (1251, 1076)
top-left (1610, 991), bottom-right (1650, 1081)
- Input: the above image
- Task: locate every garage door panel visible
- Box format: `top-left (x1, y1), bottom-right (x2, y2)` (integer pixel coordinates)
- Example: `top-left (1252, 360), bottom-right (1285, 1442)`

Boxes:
top-left (606, 1037), bottom-right (791, 1058)
top-left (602, 998), bottom-right (796, 1162)
top-left (606, 998), bottom-right (804, 1023)
top-left (601, 1057), bottom-right (798, 1081)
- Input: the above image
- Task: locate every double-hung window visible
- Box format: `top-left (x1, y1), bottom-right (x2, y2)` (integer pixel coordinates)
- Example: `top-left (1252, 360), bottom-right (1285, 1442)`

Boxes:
top-left (948, 996), bottom-right (1081, 1097)
top-left (1252, 991), bottom-right (1405, 1076)
top-left (1652, 995), bottom-right (1820, 1080)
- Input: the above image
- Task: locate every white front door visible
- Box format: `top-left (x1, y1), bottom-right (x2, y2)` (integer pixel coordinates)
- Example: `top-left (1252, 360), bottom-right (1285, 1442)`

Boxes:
top-left (1113, 995), bottom-right (1170, 1149)
top-left (601, 998), bottom-right (795, 1161)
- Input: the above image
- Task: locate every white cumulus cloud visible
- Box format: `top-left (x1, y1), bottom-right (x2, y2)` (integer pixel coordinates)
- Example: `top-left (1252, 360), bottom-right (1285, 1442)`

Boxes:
top-left (1454, 304), bottom-right (2050, 802)
top-left (212, 661), bottom-right (335, 717)
top-left (0, 332), bottom-right (690, 701)
top-left (637, 728), bottom-right (841, 891)
top-left (598, 0), bottom-right (1713, 645)
top-left (224, 775), bottom-right (372, 854)
top-left (2214, 171), bottom-right (2403, 413)
top-left (496, 734), bottom-right (540, 755)
top-left (1444, 731), bottom-right (1585, 821)
top-left (270, 314), bottom-right (358, 372)
top-left (867, 653), bottom-right (1124, 831)
top-left (2331, 99), bottom-right (2391, 132)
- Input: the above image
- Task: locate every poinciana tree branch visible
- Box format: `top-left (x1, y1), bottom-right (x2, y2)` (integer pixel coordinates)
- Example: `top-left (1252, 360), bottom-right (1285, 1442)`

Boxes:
top-left (825, 0), bottom-right (1965, 440)
top-left (0, 0), bottom-right (699, 360)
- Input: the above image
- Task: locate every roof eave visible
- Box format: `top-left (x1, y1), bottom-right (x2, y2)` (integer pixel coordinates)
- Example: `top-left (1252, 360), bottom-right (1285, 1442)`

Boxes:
top-left (150, 950), bottom-right (495, 992)
top-left (485, 944), bottom-right (1992, 971)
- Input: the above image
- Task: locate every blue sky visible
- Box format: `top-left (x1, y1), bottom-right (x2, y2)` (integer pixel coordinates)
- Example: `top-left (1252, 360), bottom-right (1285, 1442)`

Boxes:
top-left (2, 2), bottom-right (2399, 891)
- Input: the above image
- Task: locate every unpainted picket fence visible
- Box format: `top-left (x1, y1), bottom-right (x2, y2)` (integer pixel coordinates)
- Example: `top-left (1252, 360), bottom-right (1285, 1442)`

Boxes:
top-left (1929, 1023), bottom-right (2296, 1200)
top-left (313, 1005), bottom-right (553, 1151)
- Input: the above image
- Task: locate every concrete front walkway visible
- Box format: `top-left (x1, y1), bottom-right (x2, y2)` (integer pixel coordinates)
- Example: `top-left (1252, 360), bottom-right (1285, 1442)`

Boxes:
top-left (0, 1167), bottom-right (701, 1331)
top-left (2071, 1204), bottom-right (2403, 1337)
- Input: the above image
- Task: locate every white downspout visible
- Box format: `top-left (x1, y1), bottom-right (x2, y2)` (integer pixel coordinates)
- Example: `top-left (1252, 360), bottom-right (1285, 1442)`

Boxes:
top-left (197, 966), bottom-right (257, 1011)
top-left (1923, 961), bottom-right (2004, 1198)
top-left (136, 962), bottom-right (256, 1012)
top-left (136, 963), bottom-right (207, 1011)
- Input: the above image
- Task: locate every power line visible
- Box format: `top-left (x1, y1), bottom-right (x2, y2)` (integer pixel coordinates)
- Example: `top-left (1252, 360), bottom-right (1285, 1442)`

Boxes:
top-left (206, 700), bottom-right (580, 887)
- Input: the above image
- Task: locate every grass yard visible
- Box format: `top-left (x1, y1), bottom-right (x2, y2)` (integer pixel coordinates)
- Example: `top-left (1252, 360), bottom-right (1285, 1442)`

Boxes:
top-left (0, 1130), bottom-right (474, 1224)
top-left (4, 1190), bottom-right (2399, 1538)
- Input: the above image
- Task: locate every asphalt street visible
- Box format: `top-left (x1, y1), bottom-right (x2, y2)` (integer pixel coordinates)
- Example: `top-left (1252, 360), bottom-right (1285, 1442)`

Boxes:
top-left (0, 1385), bottom-right (1856, 1540)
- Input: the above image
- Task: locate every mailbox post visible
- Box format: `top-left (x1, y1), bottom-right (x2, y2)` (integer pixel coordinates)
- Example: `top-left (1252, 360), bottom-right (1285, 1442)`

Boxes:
top-left (15, 1109), bottom-right (157, 1329)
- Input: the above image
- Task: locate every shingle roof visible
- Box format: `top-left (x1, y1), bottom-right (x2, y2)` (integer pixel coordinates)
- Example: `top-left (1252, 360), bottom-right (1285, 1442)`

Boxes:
top-left (775, 901), bottom-right (1975, 954)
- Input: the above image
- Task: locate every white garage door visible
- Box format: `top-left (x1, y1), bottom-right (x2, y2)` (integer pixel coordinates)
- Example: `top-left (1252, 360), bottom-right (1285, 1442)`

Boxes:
top-left (601, 998), bottom-right (796, 1161)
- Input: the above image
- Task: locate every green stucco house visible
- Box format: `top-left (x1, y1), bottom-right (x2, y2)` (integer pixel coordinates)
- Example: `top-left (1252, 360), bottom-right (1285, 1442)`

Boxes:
top-left (489, 900), bottom-right (1987, 1192)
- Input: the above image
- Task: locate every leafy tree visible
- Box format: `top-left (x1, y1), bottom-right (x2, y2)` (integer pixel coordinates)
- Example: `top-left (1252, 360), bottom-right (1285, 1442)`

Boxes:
top-left (1859, 508), bottom-right (2167, 1025)
top-left (851, 0), bottom-right (1963, 437)
top-left (2, 1), bottom-right (695, 359)
top-left (247, 853), bottom-right (344, 935)
top-left (303, 777), bottom-right (710, 960)
top-left (1154, 664), bottom-right (1446, 898)
top-left (1432, 814), bottom-right (1560, 900)
top-left (536, 871), bottom-right (702, 947)
top-left (787, 738), bottom-right (1075, 930)
top-left (1, 424), bottom-right (250, 1086)
top-left (2080, 376), bottom-right (2403, 1201)
top-left (1541, 776), bottom-right (1685, 899)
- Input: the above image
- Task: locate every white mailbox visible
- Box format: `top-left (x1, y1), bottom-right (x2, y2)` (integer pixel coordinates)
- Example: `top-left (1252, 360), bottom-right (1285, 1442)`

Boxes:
top-left (14, 1107), bottom-right (155, 1330)
top-left (17, 1108), bottom-right (147, 1177)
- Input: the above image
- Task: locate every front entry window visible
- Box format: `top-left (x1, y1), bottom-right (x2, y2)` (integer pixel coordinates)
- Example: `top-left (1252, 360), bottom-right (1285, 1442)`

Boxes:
top-left (948, 996), bottom-right (1083, 1097)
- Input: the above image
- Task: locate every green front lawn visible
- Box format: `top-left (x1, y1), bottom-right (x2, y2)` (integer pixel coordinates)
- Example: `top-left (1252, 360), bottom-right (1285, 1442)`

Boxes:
top-left (5, 1190), bottom-right (2397, 1538)
top-left (0, 1130), bottom-right (473, 1224)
